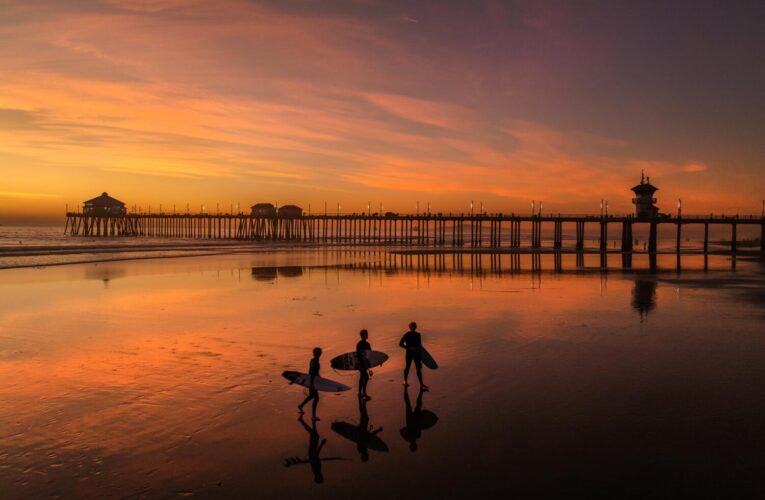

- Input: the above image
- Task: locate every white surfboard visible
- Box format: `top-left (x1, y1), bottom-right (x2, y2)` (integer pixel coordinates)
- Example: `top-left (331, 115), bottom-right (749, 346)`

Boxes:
top-left (282, 370), bottom-right (351, 392)
top-left (330, 350), bottom-right (389, 371)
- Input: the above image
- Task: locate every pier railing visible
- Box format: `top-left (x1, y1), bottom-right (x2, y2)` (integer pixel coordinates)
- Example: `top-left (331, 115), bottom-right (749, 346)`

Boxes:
top-left (63, 212), bottom-right (765, 254)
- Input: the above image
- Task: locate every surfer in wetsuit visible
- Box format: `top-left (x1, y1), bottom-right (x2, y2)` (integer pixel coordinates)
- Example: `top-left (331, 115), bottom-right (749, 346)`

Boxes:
top-left (399, 321), bottom-right (427, 389)
top-left (357, 329), bottom-right (372, 400)
top-left (298, 347), bottom-right (322, 420)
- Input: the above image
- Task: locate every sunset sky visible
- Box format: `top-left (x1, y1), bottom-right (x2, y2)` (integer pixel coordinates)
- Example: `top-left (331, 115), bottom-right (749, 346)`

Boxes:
top-left (1, 0), bottom-right (764, 223)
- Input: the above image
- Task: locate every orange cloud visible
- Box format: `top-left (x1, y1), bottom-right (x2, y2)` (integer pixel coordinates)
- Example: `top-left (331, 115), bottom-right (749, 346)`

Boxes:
top-left (683, 163), bottom-right (707, 173)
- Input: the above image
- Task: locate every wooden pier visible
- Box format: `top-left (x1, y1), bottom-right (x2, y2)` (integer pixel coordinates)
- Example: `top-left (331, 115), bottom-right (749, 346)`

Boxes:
top-left (64, 212), bottom-right (765, 254)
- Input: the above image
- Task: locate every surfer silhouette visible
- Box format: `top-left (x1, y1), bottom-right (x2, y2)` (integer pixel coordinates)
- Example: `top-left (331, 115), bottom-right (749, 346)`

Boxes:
top-left (357, 329), bottom-right (372, 399)
top-left (399, 321), bottom-right (427, 389)
top-left (298, 347), bottom-right (322, 420)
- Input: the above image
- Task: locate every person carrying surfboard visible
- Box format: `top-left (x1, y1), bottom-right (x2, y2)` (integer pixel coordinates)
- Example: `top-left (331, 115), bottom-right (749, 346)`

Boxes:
top-left (356, 329), bottom-right (372, 400)
top-left (298, 347), bottom-right (322, 420)
top-left (399, 322), bottom-right (428, 390)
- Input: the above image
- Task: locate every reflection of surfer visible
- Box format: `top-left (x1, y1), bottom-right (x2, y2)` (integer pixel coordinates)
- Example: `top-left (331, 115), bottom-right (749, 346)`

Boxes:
top-left (400, 387), bottom-right (438, 452)
top-left (401, 387), bottom-right (423, 451)
top-left (356, 397), bottom-right (383, 462)
top-left (330, 397), bottom-right (389, 461)
top-left (399, 322), bottom-right (427, 390)
top-left (297, 347), bottom-right (322, 420)
top-left (357, 329), bottom-right (372, 399)
top-left (304, 416), bottom-right (325, 483)
top-left (283, 416), bottom-right (347, 484)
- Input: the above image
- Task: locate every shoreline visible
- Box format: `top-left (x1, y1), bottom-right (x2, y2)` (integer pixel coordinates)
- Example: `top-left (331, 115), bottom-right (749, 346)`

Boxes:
top-left (1, 246), bottom-right (762, 273)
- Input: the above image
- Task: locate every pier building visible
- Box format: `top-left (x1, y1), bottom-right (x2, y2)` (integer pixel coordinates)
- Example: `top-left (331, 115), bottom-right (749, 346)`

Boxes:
top-left (83, 192), bottom-right (126, 216)
top-left (251, 203), bottom-right (276, 218)
top-left (277, 205), bottom-right (303, 218)
top-left (632, 173), bottom-right (659, 218)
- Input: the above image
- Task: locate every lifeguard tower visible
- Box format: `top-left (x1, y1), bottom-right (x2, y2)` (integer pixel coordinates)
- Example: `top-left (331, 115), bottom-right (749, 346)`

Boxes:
top-left (631, 172), bottom-right (659, 218)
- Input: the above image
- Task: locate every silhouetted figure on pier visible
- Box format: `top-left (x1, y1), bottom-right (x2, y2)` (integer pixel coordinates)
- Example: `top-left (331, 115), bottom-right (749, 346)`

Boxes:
top-left (400, 387), bottom-right (438, 451)
top-left (298, 347), bottom-right (322, 420)
top-left (284, 416), bottom-right (348, 484)
top-left (400, 321), bottom-right (427, 389)
top-left (357, 329), bottom-right (372, 399)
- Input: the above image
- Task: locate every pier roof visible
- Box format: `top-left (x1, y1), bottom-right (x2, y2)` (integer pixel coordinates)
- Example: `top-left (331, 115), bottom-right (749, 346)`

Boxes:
top-left (631, 182), bottom-right (658, 194)
top-left (84, 192), bottom-right (125, 206)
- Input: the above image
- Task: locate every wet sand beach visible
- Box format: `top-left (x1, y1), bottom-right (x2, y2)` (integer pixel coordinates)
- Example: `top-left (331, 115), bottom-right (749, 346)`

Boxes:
top-left (1, 250), bottom-right (764, 498)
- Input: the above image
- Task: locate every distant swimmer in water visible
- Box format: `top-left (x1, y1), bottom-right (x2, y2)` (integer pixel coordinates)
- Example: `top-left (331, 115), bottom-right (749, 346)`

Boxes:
top-left (357, 329), bottom-right (372, 400)
top-left (298, 347), bottom-right (322, 421)
top-left (399, 321), bottom-right (427, 390)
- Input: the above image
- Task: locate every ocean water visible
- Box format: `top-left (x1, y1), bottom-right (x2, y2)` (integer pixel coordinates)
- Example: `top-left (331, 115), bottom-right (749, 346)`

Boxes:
top-left (0, 226), bottom-right (299, 268)
top-left (0, 250), bottom-right (763, 498)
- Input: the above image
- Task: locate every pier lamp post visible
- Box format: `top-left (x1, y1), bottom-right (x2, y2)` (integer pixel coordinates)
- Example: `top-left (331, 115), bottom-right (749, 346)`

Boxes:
top-left (678, 199), bottom-right (682, 218)
top-left (367, 201), bottom-right (371, 216)
top-left (470, 201), bottom-right (474, 215)
top-left (428, 202), bottom-right (431, 215)
top-left (337, 203), bottom-right (340, 216)
top-left (605, 200), bottom-right (608, 216)
top-left (480, 201), bottom-right (484, 214)
top-left (539, 202), bottom-right (543, 216)
top-left (531, 200), bottom-right (535, 216)
top-left (202, 205), bottom-right (205, 214)
top-left (600, 200), bottom-right (604, 217)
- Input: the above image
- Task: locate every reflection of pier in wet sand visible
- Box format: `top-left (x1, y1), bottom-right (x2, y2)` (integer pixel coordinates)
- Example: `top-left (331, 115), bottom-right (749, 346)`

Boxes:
top-left (321, 249), bottom-right (744, 275)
